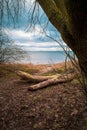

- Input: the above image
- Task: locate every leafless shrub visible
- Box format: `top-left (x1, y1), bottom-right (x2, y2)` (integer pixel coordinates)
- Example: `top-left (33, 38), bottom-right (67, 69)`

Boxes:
top-left (0, 28), bottom-right (24, 63)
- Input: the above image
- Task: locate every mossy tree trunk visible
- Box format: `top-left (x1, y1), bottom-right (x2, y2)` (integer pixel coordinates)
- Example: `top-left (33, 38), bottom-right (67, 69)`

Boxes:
top-left (37, 0), bottom-right (87, 78)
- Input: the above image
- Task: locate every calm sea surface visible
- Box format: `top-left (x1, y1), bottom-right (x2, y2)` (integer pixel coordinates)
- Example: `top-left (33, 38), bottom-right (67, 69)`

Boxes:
top-left (18, 51), bottom-right (69, 64)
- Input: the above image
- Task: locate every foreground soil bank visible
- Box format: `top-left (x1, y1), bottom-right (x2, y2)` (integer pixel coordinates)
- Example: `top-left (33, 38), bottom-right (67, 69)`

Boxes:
top-left (0, 63), bottom-right (87, 130)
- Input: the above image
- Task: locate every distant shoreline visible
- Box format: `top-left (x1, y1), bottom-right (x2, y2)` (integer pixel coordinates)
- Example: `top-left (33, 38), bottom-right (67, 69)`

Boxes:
top-left (4, 61), bottom-right (71, 69)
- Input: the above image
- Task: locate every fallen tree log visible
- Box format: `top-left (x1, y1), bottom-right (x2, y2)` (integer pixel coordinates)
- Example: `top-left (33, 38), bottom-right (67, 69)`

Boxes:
top-left (28, 74), bottom-right (75, 91)
top-left (16, 71), bottom-right (60, 83)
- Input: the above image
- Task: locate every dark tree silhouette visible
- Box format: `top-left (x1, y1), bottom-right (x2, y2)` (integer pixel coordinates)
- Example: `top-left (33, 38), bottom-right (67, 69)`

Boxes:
top-left (37, 0), bottom-right (87, 79)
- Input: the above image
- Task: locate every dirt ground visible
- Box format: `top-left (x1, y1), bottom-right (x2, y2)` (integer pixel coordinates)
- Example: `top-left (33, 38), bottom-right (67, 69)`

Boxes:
top-left (0, 63), bottom-right (87, 130)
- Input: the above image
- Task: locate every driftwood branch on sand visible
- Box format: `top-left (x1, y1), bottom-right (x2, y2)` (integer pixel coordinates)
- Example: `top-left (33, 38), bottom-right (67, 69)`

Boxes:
top-left (28, 74), bottom-right (75, 90)
top-left (16, 71), bottom-right (60, 83)
top-left (16, 71), bottom-right (75, 91)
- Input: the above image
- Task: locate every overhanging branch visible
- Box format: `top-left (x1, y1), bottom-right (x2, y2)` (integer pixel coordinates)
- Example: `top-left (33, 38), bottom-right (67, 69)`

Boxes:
top-left (37, 0), bottom-right (66, 32)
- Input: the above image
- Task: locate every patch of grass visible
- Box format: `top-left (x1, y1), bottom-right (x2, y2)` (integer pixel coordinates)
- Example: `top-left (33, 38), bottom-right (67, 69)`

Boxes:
top-left (71, 79), bottom-right (80, 85)
top-left (0, 62), bottom-right (76, 81)
top-left (0, 63), bottom-right (40, 80)
top-left (42, 73), bottom-right (54, 76)
top-left (0, 64), bottom-right (18, 81)
top-left (42, 66), bottom-right (75, 76)
top-left (12, 63), bottom-right (40, 74)
top-left (84, 117), bottom-right (87, 129)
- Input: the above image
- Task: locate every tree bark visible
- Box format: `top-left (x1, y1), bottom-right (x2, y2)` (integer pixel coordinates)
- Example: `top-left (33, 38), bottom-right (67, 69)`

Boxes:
top-left (37, 0), bottom-right (87, 79)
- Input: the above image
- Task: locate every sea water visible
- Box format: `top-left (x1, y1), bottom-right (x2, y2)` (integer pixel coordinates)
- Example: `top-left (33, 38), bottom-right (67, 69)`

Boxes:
top-left (19, 51), bottom-right (70, 64)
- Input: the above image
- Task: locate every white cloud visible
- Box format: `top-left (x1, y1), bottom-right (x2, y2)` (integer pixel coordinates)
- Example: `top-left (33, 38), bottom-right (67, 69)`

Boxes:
top-left (22, 47), bottom-right (63, 51)
top-left (4, 27), bottom-right (66, 51)
top-left (24, 0), bottom-right (36, 9)
top-left (5, 25), bottom-right (44, 41)
top-left (18, 42), bottom-right (59, 47)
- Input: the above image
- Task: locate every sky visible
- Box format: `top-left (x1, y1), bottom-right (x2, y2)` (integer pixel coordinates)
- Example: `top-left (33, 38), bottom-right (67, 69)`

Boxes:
top-left (2, 0), bottom-right (66, 51)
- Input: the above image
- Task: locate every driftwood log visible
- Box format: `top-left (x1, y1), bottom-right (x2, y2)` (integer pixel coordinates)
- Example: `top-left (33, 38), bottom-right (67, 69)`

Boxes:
top-left (28, 74), bottom-right (75, 91)
top-left (16, 71), bottom-right (60, 83)
top-left (16, 71), bottom-right (75, 91)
